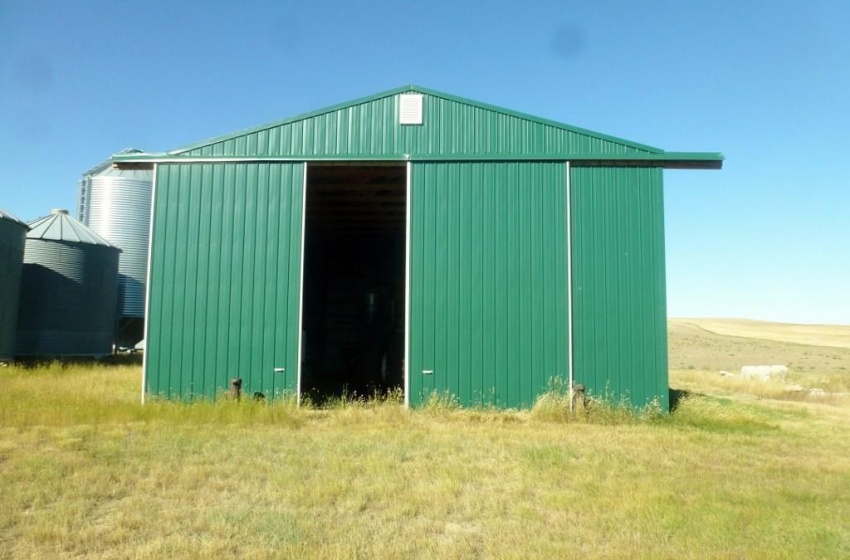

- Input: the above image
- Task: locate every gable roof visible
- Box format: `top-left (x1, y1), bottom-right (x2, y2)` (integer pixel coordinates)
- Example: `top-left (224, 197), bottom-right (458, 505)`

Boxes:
top-left (113, 85), bottom-right (722, 168)
top-left (169, 84), bottom-right (663, 157)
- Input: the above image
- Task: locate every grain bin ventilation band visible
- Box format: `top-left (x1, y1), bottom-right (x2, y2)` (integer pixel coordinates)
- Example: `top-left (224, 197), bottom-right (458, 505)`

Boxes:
top-left (399, 94), bottom-right (423, 125)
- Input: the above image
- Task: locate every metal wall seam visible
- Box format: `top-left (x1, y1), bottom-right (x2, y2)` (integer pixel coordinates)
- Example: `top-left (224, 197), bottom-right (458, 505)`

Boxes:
top-left (404, 161), bottom-right (412, 407)
top-left (141, 163), bottom-right (158, 404)
top-left (565, 161), bottom-right (574, 410)
top-left (296, 163), bottom-right (308, 406)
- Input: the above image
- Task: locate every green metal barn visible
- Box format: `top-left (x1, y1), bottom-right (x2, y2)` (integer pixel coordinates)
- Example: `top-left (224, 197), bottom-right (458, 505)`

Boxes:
top-left (115, 85), bottom-right (721, 409)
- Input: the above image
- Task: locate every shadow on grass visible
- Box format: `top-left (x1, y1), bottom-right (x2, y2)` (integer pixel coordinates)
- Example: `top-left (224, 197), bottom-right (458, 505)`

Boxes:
top-left (669, 388), bottom-right (696, 413)
top-left (667, 389), bottom-right (781, 434)
top-left (12, 353), bottom-right (143, 368)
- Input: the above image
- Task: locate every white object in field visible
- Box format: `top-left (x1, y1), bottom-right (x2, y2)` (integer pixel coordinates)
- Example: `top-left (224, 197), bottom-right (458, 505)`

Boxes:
top-left (740, 365), bottom-right (788, 380)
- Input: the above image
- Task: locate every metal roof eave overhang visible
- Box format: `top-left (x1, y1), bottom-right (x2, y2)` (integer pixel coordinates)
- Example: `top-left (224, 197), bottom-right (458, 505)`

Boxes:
top-left (112, 152), bottom-right (723, 170)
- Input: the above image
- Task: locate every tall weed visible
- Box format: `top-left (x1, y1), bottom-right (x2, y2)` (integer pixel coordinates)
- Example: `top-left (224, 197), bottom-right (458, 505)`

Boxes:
top-left (531, 378), bottom-right (664, 424)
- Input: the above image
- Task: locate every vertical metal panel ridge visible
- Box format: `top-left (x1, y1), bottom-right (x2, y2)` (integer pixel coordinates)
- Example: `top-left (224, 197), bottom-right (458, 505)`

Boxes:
top-left (570, 167), bottom-right (668, 409)
top-left (181, 165), bottom-right (199, 395)
top-left (181, 93), bottom-right (653, 158)
top-left (145, 162), bottom-right (304, 401)
top-left (296, 163), bottom-right (308, 405)
top-left (173, 165), bottom-right (191, 395)
top-left (404, 161), bottom-right (412, 407)
top-left (194, 165), bottom-right (214, 394)
top-left (655, 170), bottom-right (669, 396)
top-left (565, 162), bottom-right (574, 408)
top-left (147, 166), bottom-right (165, 397)
top-left (409, 162), bottom-right (568, 408)
top-left (141, 164), bottom-right (158, 403)
top-left (286, 165), bottom-right (305, 398)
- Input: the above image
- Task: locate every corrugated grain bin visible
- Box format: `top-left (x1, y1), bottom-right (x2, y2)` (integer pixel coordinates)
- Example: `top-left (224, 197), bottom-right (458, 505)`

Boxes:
top-left (16, 209), bottom-right (121, 357)
top-left (78, 151), bottom-right (152, 319)
top-left (0, 208), bottom-right (28, 361)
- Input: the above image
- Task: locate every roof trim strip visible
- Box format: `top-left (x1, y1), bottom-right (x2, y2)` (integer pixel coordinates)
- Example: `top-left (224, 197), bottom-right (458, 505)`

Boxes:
top-left (112, 152), bottom-right (723, 170)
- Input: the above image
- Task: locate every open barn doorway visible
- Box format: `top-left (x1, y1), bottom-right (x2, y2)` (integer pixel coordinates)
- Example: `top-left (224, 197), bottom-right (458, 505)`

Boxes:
top-left (300, 163), bottom-right (407, 403)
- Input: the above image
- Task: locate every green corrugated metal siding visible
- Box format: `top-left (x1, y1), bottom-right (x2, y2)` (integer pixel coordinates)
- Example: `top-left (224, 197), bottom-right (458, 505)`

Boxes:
top-left (145, 163), bottom-right (304, 400)
top-left (136, 86), bottom-right (702, 409)
top-left (409, 162), bottom-right (568, 407)
top-left (570, 167), bottom-right (668, 409)
top-left (179, 90), bottom-right (656, 158)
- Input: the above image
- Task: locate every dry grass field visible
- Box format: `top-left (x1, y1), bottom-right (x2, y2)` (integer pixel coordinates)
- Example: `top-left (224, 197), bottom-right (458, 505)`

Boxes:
top-left (0, 319), bottom-right (848, 559)
top-left (675, 318), bottom-right (850, 349)
top-left (669, 318), bottom-right (850, 405)
top-left (669, 318), bottom-right (850, 376)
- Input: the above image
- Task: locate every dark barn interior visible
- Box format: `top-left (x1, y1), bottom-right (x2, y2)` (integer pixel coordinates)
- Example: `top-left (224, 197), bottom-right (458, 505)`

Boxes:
top-left (300, 164), bottom-right (407, 401)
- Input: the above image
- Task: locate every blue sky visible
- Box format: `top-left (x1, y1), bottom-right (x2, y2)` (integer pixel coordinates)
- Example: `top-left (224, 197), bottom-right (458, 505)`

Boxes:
top-left (1, 0), bottom-right (848, 325)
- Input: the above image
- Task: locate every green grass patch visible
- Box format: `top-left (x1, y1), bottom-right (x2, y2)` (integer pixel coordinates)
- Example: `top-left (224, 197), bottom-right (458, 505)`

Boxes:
top-left (1, 363), bottom-right (849, 559)
top-left (664, 395), bottom-right (780, 434)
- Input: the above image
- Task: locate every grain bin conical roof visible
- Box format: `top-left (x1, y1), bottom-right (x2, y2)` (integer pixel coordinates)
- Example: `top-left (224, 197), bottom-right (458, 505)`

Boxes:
top-left (27, 209), bottom-right (119, 249)
top-left (81, 148), bottom-right (147, 177)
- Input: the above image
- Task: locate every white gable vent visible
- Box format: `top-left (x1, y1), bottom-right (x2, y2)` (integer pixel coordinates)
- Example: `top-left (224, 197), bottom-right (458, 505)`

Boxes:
top-left (399, 93), bottom-right (423, 125)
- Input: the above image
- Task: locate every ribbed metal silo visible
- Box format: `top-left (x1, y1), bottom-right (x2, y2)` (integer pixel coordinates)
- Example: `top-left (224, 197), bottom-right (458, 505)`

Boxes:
top-left (16, 209), bottom-right (121, 357)
top-left (0, 208), bottom-right (28, 362)
top-left (78, 150), bottom-right (152, 325)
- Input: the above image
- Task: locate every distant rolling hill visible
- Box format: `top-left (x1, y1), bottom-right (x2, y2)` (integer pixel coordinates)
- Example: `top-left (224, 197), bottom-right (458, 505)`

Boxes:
top-left (668, 318), bottom-right (850, 374)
